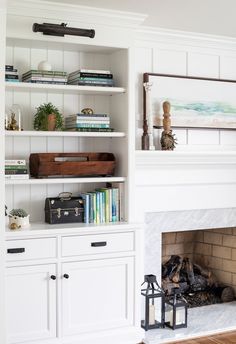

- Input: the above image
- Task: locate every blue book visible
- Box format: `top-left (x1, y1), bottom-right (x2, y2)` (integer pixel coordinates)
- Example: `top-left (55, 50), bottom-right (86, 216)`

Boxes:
top-left (81, 193), bottom-right (90, 224)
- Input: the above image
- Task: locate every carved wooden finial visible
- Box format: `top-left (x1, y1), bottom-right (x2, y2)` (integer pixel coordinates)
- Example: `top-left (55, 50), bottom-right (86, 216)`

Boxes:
top-left (163, 101), bottom-right (170, 114)
top-left (160, 101), bottom-right (177, 151)
top-left (162, 101), bottom-right (171, 133)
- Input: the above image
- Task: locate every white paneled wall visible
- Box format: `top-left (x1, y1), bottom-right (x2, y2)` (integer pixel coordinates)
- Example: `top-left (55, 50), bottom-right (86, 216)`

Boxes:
top-left (135, 36), bottom-right (236, 150)
top-left (5, 42), bottom-right (126, 221)
top-left (5, 43), bottom-right (113, 130)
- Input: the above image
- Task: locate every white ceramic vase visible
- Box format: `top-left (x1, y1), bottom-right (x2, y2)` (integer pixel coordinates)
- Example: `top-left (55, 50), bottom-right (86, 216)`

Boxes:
top-left (38, 60), bottom-right (52, 71)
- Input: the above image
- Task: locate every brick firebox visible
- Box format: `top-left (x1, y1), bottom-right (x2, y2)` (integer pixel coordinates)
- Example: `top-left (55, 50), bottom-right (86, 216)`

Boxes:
top-left (162, 227), bottom-right (236, 294)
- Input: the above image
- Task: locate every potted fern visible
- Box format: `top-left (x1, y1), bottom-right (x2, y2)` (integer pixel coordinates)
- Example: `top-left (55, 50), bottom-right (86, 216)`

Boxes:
top-left (9, 208), bottom-right (30, 229)
top-left (33, 102), bottom-right (64, 131)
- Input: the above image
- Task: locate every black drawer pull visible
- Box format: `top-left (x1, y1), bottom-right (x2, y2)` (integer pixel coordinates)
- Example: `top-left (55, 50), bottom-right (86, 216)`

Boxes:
top-left (7, 248), bottom-right (25, 254)
top-left (91, 241), bottom-right (107, 247)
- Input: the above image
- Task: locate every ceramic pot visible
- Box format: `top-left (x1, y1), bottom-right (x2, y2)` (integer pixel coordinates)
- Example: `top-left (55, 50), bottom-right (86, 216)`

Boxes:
top-left (47, 113), bottom-right (56, 131)
top-left (9, 215), bottom-right (30, 230)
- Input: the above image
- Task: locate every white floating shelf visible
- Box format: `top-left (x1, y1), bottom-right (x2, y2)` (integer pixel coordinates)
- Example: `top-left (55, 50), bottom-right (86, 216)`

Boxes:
top-left (5, 176), bottom-right (125, 185)
top-left (5, 81), bottom-right (126, 95)
top-left (5, 130), bottom-right (125, 138)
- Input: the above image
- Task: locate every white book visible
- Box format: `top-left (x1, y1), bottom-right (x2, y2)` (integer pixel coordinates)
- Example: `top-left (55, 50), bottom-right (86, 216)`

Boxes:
top-left (5, 159), bottom-right (26, 166)
top-left (5, 174), bottom-right (29, 180)
top-left (79, 69), bottom-right (111, 74)
top-left (23, 76), bottom-right (67, 82)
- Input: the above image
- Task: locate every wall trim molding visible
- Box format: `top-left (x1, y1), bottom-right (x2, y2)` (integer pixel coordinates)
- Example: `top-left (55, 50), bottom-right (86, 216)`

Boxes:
top-left (7, 0), bottom-right (147, 29)
top-left (136, 26), bottom-right (236, 52)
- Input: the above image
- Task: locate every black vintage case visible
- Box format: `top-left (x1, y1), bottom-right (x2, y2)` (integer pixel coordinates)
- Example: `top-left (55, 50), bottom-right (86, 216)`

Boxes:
top-left (45, 192), bottom-right (84, 224)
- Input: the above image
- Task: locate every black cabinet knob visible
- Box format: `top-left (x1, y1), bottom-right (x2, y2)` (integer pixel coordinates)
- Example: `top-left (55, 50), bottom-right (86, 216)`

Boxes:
top-left (50, 275), bottom-right (56, 280)
top-left (63, 274), bottom-right (69, 279)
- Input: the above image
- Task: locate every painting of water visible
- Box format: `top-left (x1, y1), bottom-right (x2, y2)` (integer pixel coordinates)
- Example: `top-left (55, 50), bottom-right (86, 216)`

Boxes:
top-left (150, 75), bottom-right (236, 129)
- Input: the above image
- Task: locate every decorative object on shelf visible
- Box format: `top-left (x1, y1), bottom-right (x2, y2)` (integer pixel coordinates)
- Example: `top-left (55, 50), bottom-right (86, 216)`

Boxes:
top-left (33, 22), bottom-right (95, 38)
top-left (141, 274), bottom-right (165, 331)
top-left (81, 108), bottom-right (94, 115)
top-left (38, 60), bottom-right (52, 71)
top-left (65, 112), bottom-right (111, 131)
top-left (68, 69), bottom-right (114, 87)
top-left (143, 80), bottom-right (155, 150)
top-left (29, 152), bottom-right (116, 178)
top-left (6, 104), bottom-right (22, 131)
top-left (22, 69), bottom-right (67, 84)
top-left (5, 64), bottom-right (19, 82)
top-left (45, 192), bottom-right (84, 224)
top-left (81, 183), bottom-right (123, 224)
top-left (160, 101), bottom-right (177, 151)
top-left (33, 102), bottom-right (63, 131)
top-left (164, 287), bottom-right (188, 330)
top-left (143, 73), bottom-right (236, 131)
top-left (8, 208), bottom-right (30, 230)
top-left (5, 159), bottom-right (29, 180)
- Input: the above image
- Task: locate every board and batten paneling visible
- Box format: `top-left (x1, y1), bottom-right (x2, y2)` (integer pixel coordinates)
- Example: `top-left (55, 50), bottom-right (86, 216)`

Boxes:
top-left (135, 44), bottom-right (236, 150)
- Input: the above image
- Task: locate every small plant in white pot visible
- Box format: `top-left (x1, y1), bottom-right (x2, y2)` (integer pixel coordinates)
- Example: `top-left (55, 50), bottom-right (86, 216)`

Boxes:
top-left (9, 208), bottom-right (30, 230)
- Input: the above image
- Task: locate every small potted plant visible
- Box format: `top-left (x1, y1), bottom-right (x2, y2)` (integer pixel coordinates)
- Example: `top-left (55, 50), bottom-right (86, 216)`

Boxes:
top-left (9, 208), bottom-right (30, 230)
top-left (33, 102), bottom-right (64, 131)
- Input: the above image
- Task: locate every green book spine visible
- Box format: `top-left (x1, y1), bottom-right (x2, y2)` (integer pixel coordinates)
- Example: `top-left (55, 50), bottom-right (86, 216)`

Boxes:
top-left (5, 165), bottom-right (27, 170)
top-left (105, 189), bottom-right (110, 223)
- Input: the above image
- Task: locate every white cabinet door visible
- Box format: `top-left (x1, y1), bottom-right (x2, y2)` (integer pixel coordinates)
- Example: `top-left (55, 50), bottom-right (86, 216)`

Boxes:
top-left (62, 257), bottom-right (134, 336)
top-left (6, 264), bottom-right (57, 344)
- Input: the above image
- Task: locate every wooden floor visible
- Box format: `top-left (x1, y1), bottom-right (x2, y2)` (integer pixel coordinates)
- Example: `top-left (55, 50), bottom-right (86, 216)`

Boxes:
top-left (168, 331), bottom-right (236, 343)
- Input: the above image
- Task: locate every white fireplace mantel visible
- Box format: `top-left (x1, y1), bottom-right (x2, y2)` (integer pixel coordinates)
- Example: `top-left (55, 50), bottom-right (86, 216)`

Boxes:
top-left (134, 150), bottom-right (236, 221)
top-left (136, 150), bottom-right (236, 168)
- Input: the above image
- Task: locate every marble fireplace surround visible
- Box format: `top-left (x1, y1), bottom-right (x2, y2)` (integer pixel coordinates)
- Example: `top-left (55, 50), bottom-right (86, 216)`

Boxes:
top-left (143, 208), bottom-right (236, 344)
top-left (144, 207), bottom-right (236, 279)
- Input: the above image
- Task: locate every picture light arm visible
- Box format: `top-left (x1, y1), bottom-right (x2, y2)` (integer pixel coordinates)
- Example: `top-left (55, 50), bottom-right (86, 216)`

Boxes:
top-left (32, 22), bottom-right (95, 38)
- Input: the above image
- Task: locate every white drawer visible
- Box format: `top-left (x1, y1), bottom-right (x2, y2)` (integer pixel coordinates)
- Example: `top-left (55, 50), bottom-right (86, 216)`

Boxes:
top-left (62, 232), bottom-right (134, 257)
top-left (6, 238), bottom-right (57, 262)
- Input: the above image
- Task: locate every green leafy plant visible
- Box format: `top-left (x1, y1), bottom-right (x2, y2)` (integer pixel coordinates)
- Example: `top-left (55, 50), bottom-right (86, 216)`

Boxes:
top-left (9, 208), bottom-right (28, 218)
top-left (33, 102), bottom-right (64, 131)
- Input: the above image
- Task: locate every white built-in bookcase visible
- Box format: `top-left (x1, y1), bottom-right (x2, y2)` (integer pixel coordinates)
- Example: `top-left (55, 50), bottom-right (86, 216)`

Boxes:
top-left (5, 29), bottom-right (130, 225)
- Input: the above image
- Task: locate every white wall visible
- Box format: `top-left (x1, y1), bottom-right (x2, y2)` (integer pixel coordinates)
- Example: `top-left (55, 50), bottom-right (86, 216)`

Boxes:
top-left (134, 30), bottom-right (236, 223)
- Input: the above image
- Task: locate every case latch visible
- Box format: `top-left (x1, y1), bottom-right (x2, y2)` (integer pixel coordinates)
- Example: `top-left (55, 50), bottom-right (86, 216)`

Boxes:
top-left (57, 208), bottom-right (61, 218)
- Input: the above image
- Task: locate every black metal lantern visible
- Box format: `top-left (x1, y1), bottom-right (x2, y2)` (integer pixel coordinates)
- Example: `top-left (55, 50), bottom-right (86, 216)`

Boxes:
top-left (164, 287), bottom-right (188, 330)
top-left (141, 274), bottom-right (165, 331)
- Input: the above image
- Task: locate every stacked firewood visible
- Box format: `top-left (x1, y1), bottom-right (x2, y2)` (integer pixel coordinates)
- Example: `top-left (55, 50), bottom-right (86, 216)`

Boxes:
top-left (162, 255), bottom-right (235, 307)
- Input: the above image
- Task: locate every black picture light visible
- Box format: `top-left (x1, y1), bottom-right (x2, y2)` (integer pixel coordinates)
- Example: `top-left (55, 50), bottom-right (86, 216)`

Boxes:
top-left (32, 22), bottom-right (95, 38)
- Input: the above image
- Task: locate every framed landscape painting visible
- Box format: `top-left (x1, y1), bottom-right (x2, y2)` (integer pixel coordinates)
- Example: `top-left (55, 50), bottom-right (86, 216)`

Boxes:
top-left (147, 73), bottom-right (236, 129)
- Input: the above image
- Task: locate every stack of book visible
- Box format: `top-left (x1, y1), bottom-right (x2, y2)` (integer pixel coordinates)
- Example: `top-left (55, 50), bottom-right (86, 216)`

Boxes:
top-left (67, 69), bottom-right (114, 87)
top-left (65, 113), bottom-right (114, 132)
top-left (22, 70), bottom-right (67, 84)
top-left (81, 184), bottom-right (123, 224)
top-left (5, 65), bottom-right (19, 82)
top-left (5, 159), bottom-right (29, 180)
